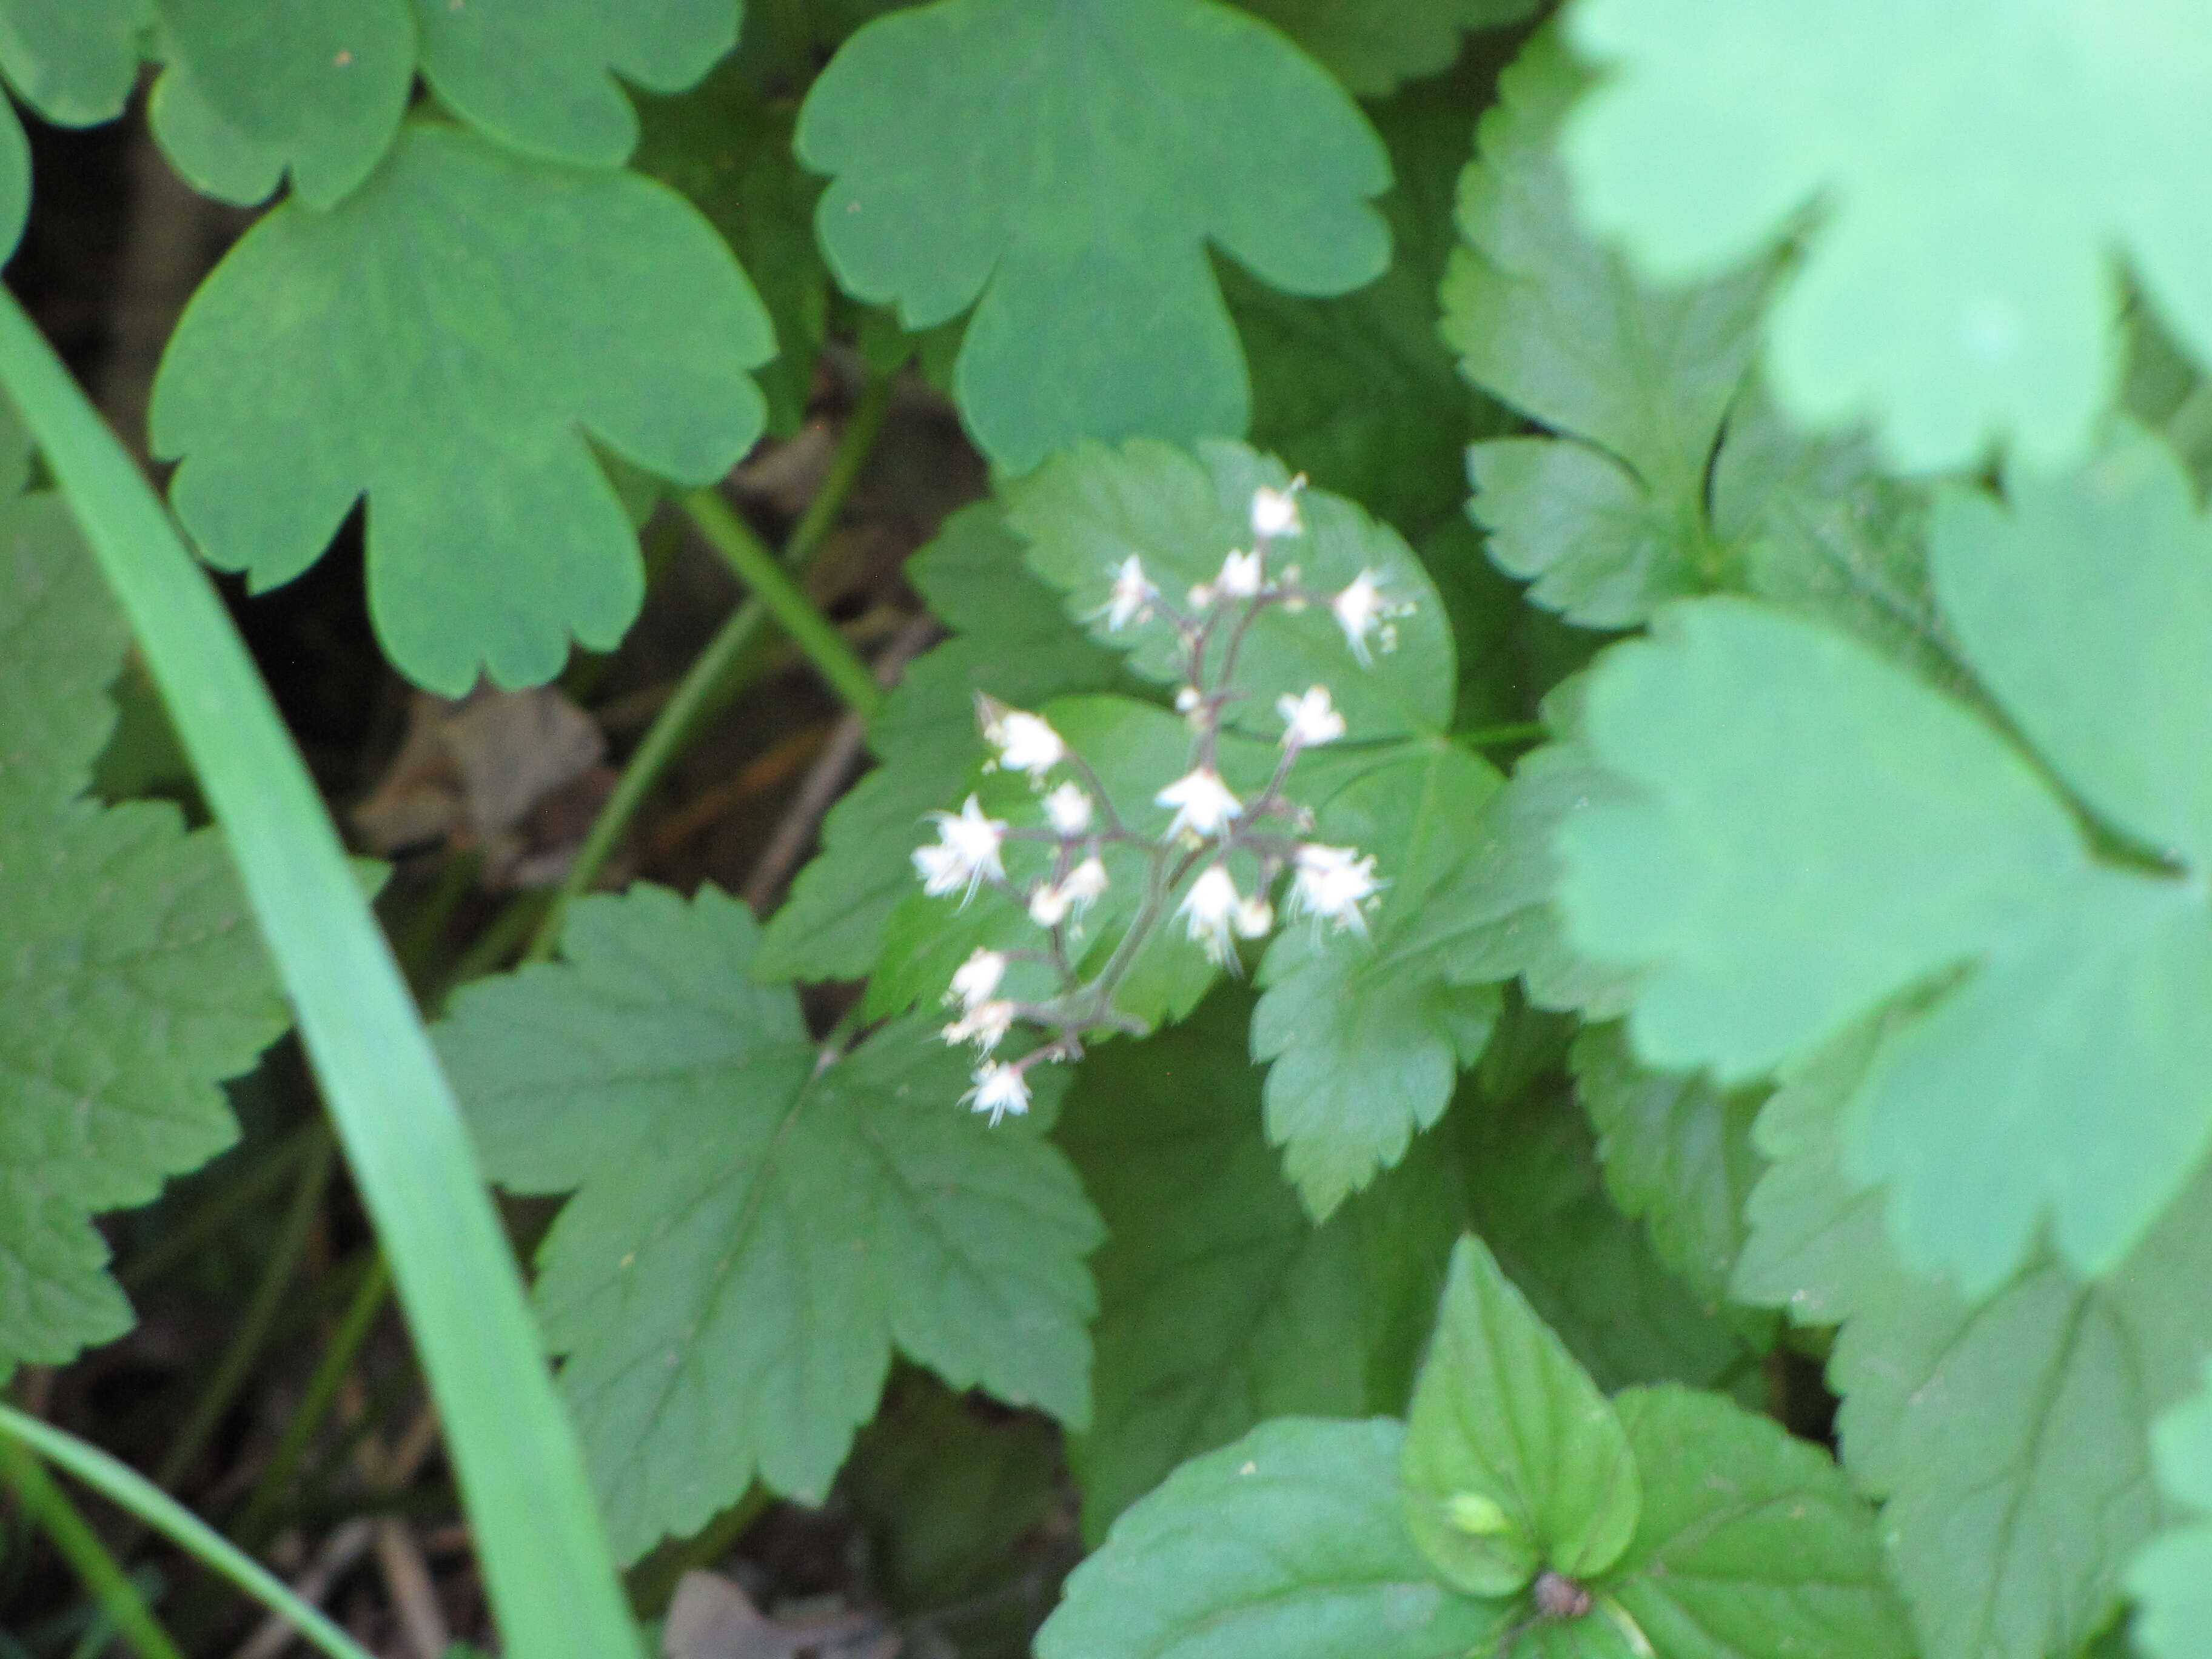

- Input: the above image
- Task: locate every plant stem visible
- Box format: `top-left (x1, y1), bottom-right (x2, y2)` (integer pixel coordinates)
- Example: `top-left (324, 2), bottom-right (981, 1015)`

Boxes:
top-left (0, 1409), bottom-right (376, 1659)
top-left (230, 1253), bottom-right (392, 1553)
top-left (520, 378), bottom-right (896, 964)
top-left (0, 1439), bottom-right (183, 1659)
top-left (682, 488), bottom-right (884, 721)
top-left (152, 1133), bottom-right (335, 1496)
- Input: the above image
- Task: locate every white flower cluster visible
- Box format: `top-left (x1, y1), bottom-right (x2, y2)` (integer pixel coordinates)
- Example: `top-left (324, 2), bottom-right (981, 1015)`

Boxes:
top-left (910, 477), bottom-right (1400, 1125)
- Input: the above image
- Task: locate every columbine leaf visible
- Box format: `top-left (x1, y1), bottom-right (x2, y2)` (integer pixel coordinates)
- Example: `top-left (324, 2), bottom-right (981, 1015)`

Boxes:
top-left (794, 0), bottom-right (1390, 469)
top-left (1254, 742), bottom-right (1504, 1220)
top-left (1058, 988), bottom-right (1461, 1537)
top-left (1038, 1418), bottom-right (1509, 1659)
top-left (1229, 58), bottom-right (1507, 537)
top-left (1561, 425), bottom-right (2212, 1290)
top-left (1735, 1024), bottom-right (2212, 1659)
top-left (1561, 0), bottom-right (2212, 471)
top-left (0, 98), bottom-right (24, 263)
top-left (438, 885), bottom-right (1102, 1561)
top-left (757, 506), bottom-right (1125, 984)
top-left (1569, 1022), bottom-right (1763, 1317)
top-left (1008, 438), bottom-right (1455, 740)
top-left (0, 0), bottom-right (144, 124)
top-left (1235, 0), bottom-right (1539, 96)
top-left (1402, 1234), bottom-right (1640, 1598)
top-left (150, 121), bottom-right (773, 694)
top-left (2131, 1373), bottom-right (2212, 1659)
top-left (0, 440), bottom-right (288, 1375)
top-left (152, 0), bottom-right (413, 207)
top-left (1444, 29), bottom-right (1772, 629)
top-left (1602, 1385), bottom-right (1912, 1659)
top-left (412, 0), bottom-right (744, 167)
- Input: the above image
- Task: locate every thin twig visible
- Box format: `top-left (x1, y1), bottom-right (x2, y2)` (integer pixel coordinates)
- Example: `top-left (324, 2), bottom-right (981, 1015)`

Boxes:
top-left (743, 614), bottom-right (941, 913)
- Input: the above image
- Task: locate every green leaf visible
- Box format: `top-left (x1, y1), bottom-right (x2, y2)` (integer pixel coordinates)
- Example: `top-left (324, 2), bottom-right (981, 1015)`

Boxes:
top-left (1235, 0), bottom-right (1538, 96)
top-left (1561, 426), bottom-right (2212, 1289)
top-left (0, 0), bottom-right (146, 124)
top-left (0, 98), bottom-right (24, 266)
top-left (1228, 57), bottom-right (1506, 537)
top-left (1008, 437), bottom-right (1455, 740)
top-left (2131, 1373), bottom-right (2212, 1659)
top-left (794, 0), bottom-right (1391, 470)
top-left (1561, 0), bottom-right (2212, 472)
top-left (1401, 1235), bottom-right (1640, 1598)
top-left (633, 53), bottom-right (828, 437)
top-left (1604, 1386), bottom-right (1912, 1659)
top-left (868, 692), bottom-right (1241, 1029)
top-left (0, 445), bottom-right (287, 1374)
top-left (438, 885), bottom-right (1103, 1561)
top-left (1058, 988), bottom-right (1460, 1537)
top-left (413, 0), bottom-right (744, 167)
top-left (1453, 1059), bottom-right (1754, 1395)
top-left (756, 506), bottom-right (1125, 984)
top-left (150, 121), bottom-right (773, 694)
top-left (1443, 30), bottom-right (1771, 629)
top-left (1569, 1022), bottom-right (1763, 1316)
top-left (153, 0), bottom-right (414, 207)
top-left (1254, 742), bottom-right (1504, 1219)
top-left (1038, 1417), bottom-right (1509, 1659)
top-left (1735, 1024), bottom-right (2212, 1659)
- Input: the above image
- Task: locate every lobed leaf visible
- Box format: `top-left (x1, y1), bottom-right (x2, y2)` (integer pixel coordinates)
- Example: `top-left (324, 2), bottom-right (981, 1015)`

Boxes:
top-left (412, 0), bottom-right (745, 167)
top-left (153, 0), bottom-right (414, 207)
top-left (757, 506), bottom-right (1124, 984)
top-left (2131, 1373), bottom-right (2212, 1659)
top-left (1735, 1024), bottom-right (2212, 1659)
top-left (0, 429), bottom-right (287, 1375)
top-left (1401, 1234), bottom-right (1640, 1598)
top-left (1562, 0), bottom-right (2212, 472)
top-left (439, 885), bottom-right (1102, 1560)
top-left (795, 0), bottom-right (1390, 469)
top-left (1039, 1417), bottom-right (1509, 1659)
top-left (1008, 437), bottom-right (1455, 741)
top-left (0, 0), bottom-right (145, 124)
top-left (150, 121), bottom-right (773, 694)
top-left (1561, 424), bottom-right (2212, 1289)
top-left (1254, 742), bottom-right (1504, 1219)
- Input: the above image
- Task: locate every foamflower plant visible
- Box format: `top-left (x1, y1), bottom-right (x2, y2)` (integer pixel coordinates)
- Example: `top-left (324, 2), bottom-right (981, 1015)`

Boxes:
top-left (909, 480), bottom-right (1400, 1123)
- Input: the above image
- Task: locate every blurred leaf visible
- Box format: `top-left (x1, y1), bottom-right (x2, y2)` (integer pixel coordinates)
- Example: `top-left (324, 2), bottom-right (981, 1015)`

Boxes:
top-left (1234, 0), bottom-right (1537, 96)
top-left (0, 0), bottom-right (146, 124)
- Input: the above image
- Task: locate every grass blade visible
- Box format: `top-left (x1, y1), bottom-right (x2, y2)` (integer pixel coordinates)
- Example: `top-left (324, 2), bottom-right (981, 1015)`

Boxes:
top-left (0, 294), bottom-right (637, 1658)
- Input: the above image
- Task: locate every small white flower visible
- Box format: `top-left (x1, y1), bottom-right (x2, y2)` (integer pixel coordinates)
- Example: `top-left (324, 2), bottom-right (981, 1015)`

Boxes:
top-left (1179, 863), bottom-right (1242, 964)
top-left (1235, 894), bottom-right (1275, 938)
top-left (1102, 554), bottom-right (1157, 631)
top-left (1028, 854), bottom-right (1110, 927)
top-left (1028, 882), bottom-right (1072, 928)
top-left (1061, 856), bottom-right (1109, 909)
top-left (948, 947), bottom-right (1007, 1011)
top-left (977, 696), bottom-right (1065, 780)
top-left (1251, 478), bottom-right (1306, 541)
top-left (1289, 842), bottom-right (1382, 934)
top-left (1042, 780), bottom-right (1093, 837)
top-left (1188, 581), bottom-right (1216, 609)
top-left (1216, 547), bottom-right (1265, 599)
top-left (1332, 571), bottom-right (1389, 665)
top-left (1276, 685), bottom-right (1346, 749)
top-left (943, 999), bottom-right (1015, 1054)
top-left (1156, 766), bottom-right (1242, 840)
top-left (965, 1061), bottom-right (1032, 1125)
top-left (913, 794), bottom-right (1007, 903)
top-left (1175, 686), bottom-right (1203, 716)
